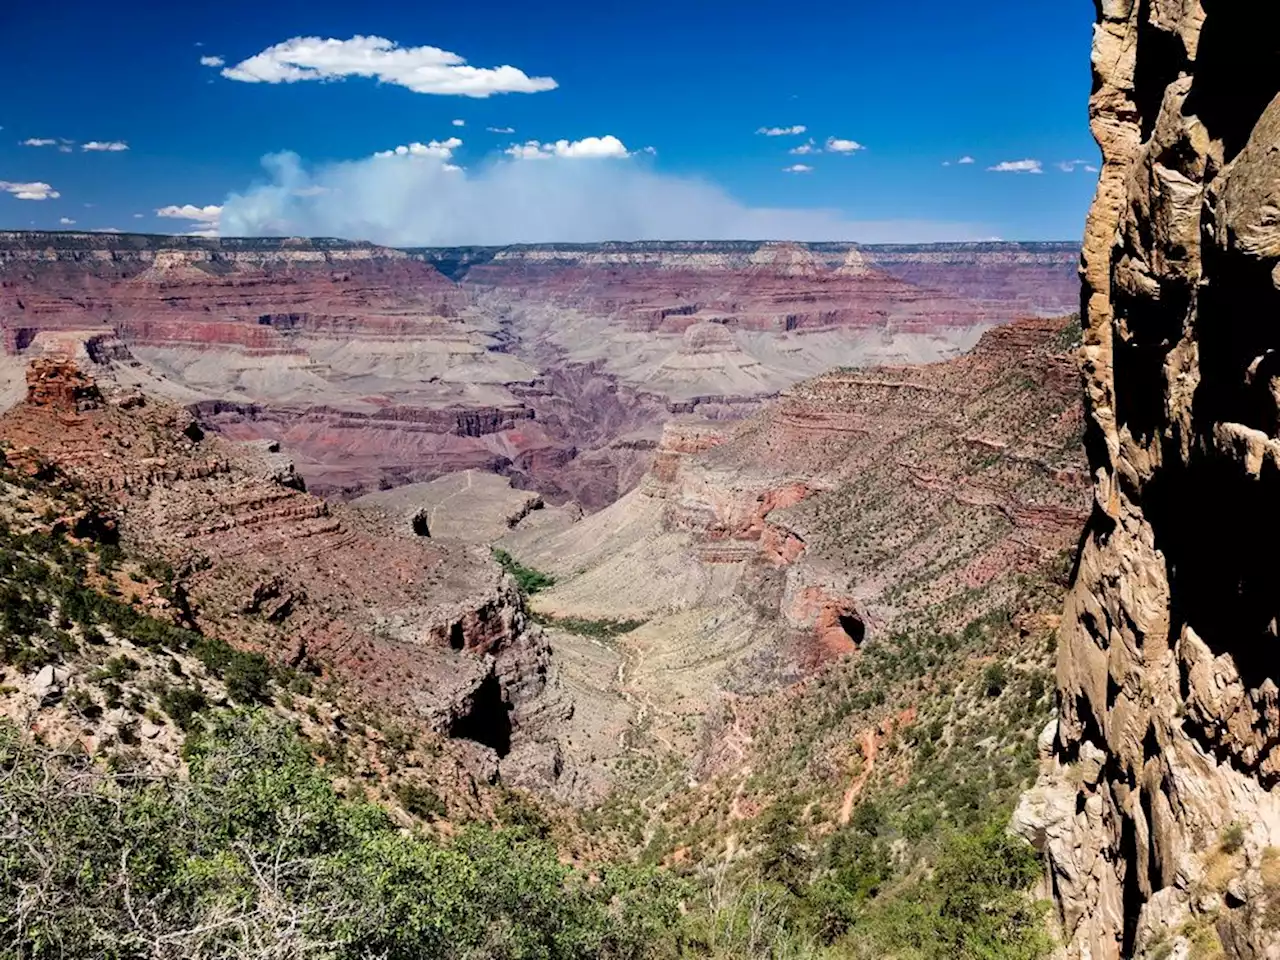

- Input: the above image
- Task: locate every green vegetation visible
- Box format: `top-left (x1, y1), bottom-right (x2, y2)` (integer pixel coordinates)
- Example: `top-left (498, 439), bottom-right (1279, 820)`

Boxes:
top-left (0, 482), bottom-right (290, 736)
top-left (534, 613), bottom-right (647, 640)
top-left (0, 710), bottom-right (1050, 960)
top-left (492, 548), bottom-right (557, 595)
top-left (1050, 314), bottom-right (1083, 352)
top-left (0, 460), bottom-right (1056, 960)
top-left (0, 712), bottom-right (686, 959)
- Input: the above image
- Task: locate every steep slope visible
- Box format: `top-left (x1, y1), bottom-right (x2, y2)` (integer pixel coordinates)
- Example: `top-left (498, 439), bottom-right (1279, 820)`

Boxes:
top-left (0, 347), bottom-right (569, 789)
top-left (501, 316), bottom-right (1088, 805)
top-left (1018, 5), bottom-right (1280, 959)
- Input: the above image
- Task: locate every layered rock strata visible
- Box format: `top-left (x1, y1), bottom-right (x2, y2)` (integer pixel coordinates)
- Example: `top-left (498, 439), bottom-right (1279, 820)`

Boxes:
top-left (502, 316), bottom-right (1088, 779)
top-left (1, 234), bottom-right (1082, 508)
top-left (0, 352), bottom-right (566, 785)
top-left (1017, 5), bottom-right (1280, 957)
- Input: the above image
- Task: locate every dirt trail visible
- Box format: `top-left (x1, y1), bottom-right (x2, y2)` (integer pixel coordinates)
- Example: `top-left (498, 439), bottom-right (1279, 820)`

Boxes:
top-left (839, 728), bottom-right (881, 825)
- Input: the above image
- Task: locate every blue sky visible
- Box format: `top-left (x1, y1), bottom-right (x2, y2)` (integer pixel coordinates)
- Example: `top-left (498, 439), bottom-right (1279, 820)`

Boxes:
top-left (0, 0), bottom-right (1100, 244)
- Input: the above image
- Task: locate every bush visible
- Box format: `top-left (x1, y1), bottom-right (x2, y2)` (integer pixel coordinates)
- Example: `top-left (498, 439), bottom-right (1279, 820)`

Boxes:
top-left (0, 712), bottom-right (688, 959)
top-left (395, 781), bottom-right (446, 820)
top-left (158, 684), bottom-right (207, 731)
top-left (492, 549), bottom-right (557, 596)
top-left (984, 662), bottom-right (1010, 697)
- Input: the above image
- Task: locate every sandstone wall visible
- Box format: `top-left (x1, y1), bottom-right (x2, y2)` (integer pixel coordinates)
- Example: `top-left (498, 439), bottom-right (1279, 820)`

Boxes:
top-left (1019, 3), bottom-right (1280, 957)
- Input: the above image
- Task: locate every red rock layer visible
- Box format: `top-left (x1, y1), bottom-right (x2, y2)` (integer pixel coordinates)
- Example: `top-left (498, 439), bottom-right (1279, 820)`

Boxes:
top-left (0, 358), bottom-right (555, 758)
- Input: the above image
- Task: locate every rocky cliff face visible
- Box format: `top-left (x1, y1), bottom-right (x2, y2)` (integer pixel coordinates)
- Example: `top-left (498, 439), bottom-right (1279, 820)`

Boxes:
top-left (1018, 5), bottom-right (1280, 958)
top-left (0, 348), bottom-right (568, 788)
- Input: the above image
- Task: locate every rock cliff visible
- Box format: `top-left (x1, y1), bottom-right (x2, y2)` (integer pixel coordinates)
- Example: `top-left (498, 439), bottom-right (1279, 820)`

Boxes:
top-left (0, 349), bottom-right (568, 788)
top-left (1018, 4), bottom-right (1280, 957)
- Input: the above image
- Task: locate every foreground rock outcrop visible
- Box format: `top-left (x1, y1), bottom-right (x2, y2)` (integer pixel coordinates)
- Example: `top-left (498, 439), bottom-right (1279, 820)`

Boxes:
top-left (1018, 5), bottom-right (1280, 957)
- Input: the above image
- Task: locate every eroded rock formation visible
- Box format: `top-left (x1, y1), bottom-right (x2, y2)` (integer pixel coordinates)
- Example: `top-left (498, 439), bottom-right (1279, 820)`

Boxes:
top-left (1, 233), bottom-right (1081, 509)
top-left (501, 316), bottom-right (1087, 790)
top-left (0, 350), bottom-right (568, 786)
top-left (1017, 4), bottom-right (1280, 957)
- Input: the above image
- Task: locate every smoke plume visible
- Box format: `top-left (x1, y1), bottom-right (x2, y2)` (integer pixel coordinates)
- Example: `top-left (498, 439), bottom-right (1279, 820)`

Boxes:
top-left (219, 150), bottom-right (987, 245)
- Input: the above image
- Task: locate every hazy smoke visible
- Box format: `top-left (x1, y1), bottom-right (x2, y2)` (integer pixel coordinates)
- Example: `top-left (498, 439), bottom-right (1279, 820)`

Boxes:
top-left (219, 151), bottom-right (987, 245)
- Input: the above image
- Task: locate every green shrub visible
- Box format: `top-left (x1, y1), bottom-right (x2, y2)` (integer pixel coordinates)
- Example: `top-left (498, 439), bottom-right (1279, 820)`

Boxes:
top-left (158, 684), bottom-right (207, 731)
top-left (492, 549), bottom-right (557, 595)
top-left (395, 781), bottom-right (446, 820)
top-left (0, 713), bottom-right (688, 959)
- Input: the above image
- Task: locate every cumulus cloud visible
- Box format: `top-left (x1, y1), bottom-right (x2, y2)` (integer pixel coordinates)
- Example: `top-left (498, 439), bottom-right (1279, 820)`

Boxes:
top-left (486, 126), bottom-right (515, 134)
top-left (452, 119), bottom-right (465, 127)
top-left (825, 137), bottom-right (864, 154)
top-left (59, 217), bottom-right (76, 225)
top-left (215, 148), bottom-right (989, 245)
top-left (790, 140), bottom-right (817, 155)
top-left (200, 55), bottom-right (225, 67)
top-left (0, 181), bottom-right (60, 200)
top-left (757, 125), bottom-right (806, 136)
top-left (83, 141), bottom-right (129, 152)
top-left (157, 203), bottom-right (222, 236)
top-left (988, 159), bottom-right (1043, 174)
top-left (783, 164), bottom-right (813, 173)
top-left (372, 138), bottom-right (462, 160)
top-left (505, 135), bottom-right (631, 160)
top-left (221, 35), bottom-right (557, 98)
top-left (21, 138), bottom-right (58, 147)
top-left (958, 156), bottom-right (976, 164)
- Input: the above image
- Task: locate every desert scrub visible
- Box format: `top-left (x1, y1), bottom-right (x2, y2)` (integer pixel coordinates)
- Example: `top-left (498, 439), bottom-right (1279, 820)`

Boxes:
top-left (492, 548), bottom-right (557, 595)
top-left (534, 613), bottom-right (647, 640)
top-left (0, 711), bottom-right (689, 959)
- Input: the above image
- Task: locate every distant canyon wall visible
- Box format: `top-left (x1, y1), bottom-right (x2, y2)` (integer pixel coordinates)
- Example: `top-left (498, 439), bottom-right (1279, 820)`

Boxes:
top-left (0, 233), bottom-right (1080, 507)
top-left (1019, 3), bottom-right (1280, 958)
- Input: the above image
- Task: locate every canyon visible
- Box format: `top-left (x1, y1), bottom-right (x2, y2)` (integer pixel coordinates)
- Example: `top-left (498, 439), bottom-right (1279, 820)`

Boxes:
top-left (0, 233), bottom-right (1079, 508)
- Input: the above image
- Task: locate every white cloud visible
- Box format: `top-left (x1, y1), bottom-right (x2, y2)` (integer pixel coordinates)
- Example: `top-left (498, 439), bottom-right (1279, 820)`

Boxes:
top-left (21, 138), bottom-right (58, 147)
top-left (93, 227), bottom-right (123, 234)
top-left (790, 140), bottom-right (817, 155)
top-left (0, 181), bottom-right (60, 200)
top-left (82, 141), bottom-right (129, 152)
top-left (218, 150), bottom-right (989, 246)
top-left (452, 119), bottom-right (465, 127)
top-left (783, 164), bottom-right (813, 174)
top-left (958, 156), bottom-right (975, 164)
top-left (372, 137), bottom-right (462, 160)
top-left (59, 217), bottom-right (76, 225)
top-left (825, 137), bottom-right (864, 154)
top-left (1056, 159), bottom-right (1097, 173)
top-left (486, 126), bottom-right (515, 134)
top-left (221, 35), bottom-right (557, 98)
top-left (200, 55), bottom-right (225, 67)
top-left (505, 135), bottom-right (631, 160)
top-left (757, 125), bottom-right (806, 137)
top-left (988, 159), bottom-right (1043, 174)
top-left (133, 213), bottom-right (144, 218)
top-left (156, 203), bottom-right (222, 236)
